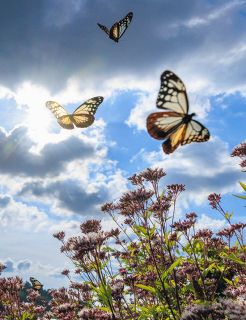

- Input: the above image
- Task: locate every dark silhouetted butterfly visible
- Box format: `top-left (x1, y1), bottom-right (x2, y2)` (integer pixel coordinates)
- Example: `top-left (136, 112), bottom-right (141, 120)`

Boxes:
top-left (30, 277), bottom-right (43, 291)
top-left (147, 70), bottom-right (210, 154)
top-left (97, 12), bottom-right (133, 42)
top-left (46, 96), bottom-right (104, 129)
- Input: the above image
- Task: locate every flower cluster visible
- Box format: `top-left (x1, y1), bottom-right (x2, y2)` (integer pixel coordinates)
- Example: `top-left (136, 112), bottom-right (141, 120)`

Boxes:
top-left (0, 165), bottom-right (245, 319)
top-left (231, 142), bottom-right (246, 170)
top-left (0, 276), bottom-right (47, 318)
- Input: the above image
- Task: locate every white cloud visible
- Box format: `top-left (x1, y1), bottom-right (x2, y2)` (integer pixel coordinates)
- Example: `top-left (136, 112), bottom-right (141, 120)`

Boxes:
top-left (0, 195), bottom-right (49, 230)
top-left (126, 93), bottom-right (156, 131)
top-left (176, 1), bottom-right (246, 28)
top-left (196, 214), bottom-right (226, 232)
top-left (131, 137), bottom-right (244, 206)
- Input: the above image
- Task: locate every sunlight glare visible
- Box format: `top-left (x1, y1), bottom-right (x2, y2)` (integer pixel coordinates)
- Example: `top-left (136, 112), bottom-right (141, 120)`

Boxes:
top-left (15, 82), bottom-right (53, 143)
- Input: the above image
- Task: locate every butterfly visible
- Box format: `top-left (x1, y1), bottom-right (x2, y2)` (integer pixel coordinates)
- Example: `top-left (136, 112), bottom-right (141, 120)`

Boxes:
top-left (146, 70), bottom-right (210, 154)
top-left (97, 12), bottom-right (133, 42)
top-left (46, 96), bottom-right (104, 130)
top-left (30, 277), bottom-right (43, 291)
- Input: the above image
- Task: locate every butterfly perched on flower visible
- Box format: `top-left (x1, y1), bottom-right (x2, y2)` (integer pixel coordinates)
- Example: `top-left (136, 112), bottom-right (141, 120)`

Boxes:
top-left (97, 12), bottom-right (133, 43)
top-left (46, 96), bottom-right (104, 130)
top-left (30, 277), bottom-right (43, 291)
top-left (146, 70), bottom-right (210, 154)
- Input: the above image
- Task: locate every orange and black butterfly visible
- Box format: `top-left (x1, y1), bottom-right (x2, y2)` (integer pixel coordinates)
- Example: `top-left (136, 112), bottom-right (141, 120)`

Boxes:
top-left (30, 277), bottom-right (43, 291)
top-left (147, 70), bottom-right (210, 154)
top-left (97, 12), bottom-right (133, 42)
top-left (46, 96), bottom-right (104, 129)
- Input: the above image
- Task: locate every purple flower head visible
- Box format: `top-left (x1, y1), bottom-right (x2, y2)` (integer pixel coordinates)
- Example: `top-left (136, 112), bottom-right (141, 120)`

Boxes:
top-left (208, 193), bottom-right (221, 209)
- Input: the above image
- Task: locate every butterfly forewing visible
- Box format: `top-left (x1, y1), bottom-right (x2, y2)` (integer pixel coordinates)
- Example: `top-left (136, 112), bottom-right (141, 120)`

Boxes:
top-left (181, 120), bottom-right (210, 145)
top-left (73, 96), bottom-right (103, 116)
top-left (156, 70), bottom-right (189, 114)
top-left (46, 101), bottom-right (74, 129)
top-left (97, 23), bottom-right (110, 35)
top-left (147, 112), bottom-right (184, 140)
top-left (46, 101), bottom-right (68, 118)
top-left (117, 12), bottom-right (133, 38)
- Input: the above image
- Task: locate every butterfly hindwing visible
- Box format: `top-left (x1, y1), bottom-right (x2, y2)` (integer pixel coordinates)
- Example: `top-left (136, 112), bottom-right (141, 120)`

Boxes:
top-left (58, 115), bottom-right (74, 129)
top-left (181, 119), bottom-right (210, 145)
top-left (98, 12), bottom-right (133, 42)
top-left (72, 114), bottom-right (95, 128)
top-left (162, 124), bottom-right (187, 154)
top-left (163, 120), bottom-right (210, 154)
top-left (156, 70), bottom-right (189, 114)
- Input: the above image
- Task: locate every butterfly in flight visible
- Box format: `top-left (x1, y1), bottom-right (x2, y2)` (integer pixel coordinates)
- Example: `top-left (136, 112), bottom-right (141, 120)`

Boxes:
top-left (97, 12), bottom-right (133, 42)
top-left (146, 70), bottom-right (210, 154)
top-left (30, 277), bottom-right (43, 291)
top-left (46, 96), bottom-right (104, 130)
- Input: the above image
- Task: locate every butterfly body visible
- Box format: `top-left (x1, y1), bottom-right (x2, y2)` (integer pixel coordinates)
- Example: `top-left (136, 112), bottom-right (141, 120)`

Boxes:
top-left (97, 12), bottom-right (133, 42)
top-left (147, 71), bottom-right (210, 154)
top-left (109, 22), bottom-right (121, 43)
top-left (183, 112), bottom-right (196, 122)
top-left (46, 96), bottom-right (103, 130)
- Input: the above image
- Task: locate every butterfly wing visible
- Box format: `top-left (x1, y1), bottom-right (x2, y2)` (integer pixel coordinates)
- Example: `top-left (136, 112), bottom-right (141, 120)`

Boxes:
top-left (109, 12), bottom-right (133, 42)
top-left (46, 101), bottom-right (74, 129)
top-left (71, 96), bottom-right (104, 128)
top-left (147, 111), bottom-right (185, 153)
top-left (162, 124), bottom-right (188, 154)
top-left (147, 111), bottom-right (184, 140)
top-left (156, 70), bottom-right (189, 114)
top-left (181, 119), bottom-right (210, 146)
top-left (97, 23), bottom-right (110, 36)
top-left (146, 112), bottom-right (210, 154)
top-left (163, 119), bottom-right (210, 154)
top-left (30, 277), bottom-right (43, 291)
top-left (72, 114), bottom-right (94, 128)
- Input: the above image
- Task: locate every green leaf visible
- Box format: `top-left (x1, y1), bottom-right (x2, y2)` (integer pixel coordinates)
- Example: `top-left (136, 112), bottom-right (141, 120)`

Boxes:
top-left (92, 283), bottom-right (113, 307)
top-left (149, 224), bottom-right (156, 237)
top-left (223, 277), bottom-right (234, 285)
top-left (221, 252), bottom-right (246, 265)
top-left (20, 313), bottom-right (34, 320)
top-left (205, 262), bottom-right (216, 272)
top-left (234, 195), bottom-right (246, 200)
top-left (135, 283), bottom-right (156, 294)
top-left (134, 225), bottom-right (148, 236)
top-left (239, 181), bottom-right (246, 191)
top-left (233, 181), bottom-right (246, 200)
top-left (161, 258), bottom-right (182, 281)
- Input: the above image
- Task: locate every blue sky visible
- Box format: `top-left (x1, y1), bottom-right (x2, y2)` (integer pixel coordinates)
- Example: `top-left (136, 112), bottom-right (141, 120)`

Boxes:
top-left (0, 0), bottom-right (245, 289)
